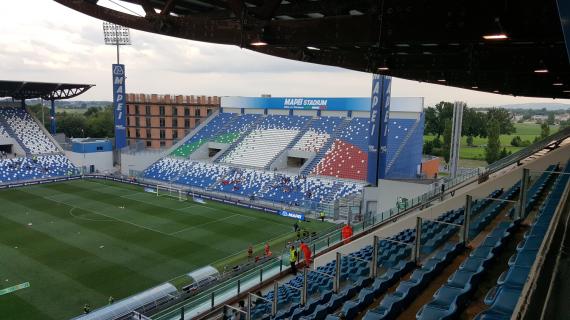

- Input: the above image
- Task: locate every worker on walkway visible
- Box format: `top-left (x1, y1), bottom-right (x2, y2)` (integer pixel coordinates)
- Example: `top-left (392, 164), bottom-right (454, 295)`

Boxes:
top-left (247, 244), bottom-right (253, 261)
top-left (289, 245), bottom-right (298, 275)
top-left (341, 224), bottom-right (353, 244)
top-left (264, 242), bottom-right (272, 256)
top-left (320, 211), bottom-right (325, 222)
top-left (299, 241), bottom-right (312, 266)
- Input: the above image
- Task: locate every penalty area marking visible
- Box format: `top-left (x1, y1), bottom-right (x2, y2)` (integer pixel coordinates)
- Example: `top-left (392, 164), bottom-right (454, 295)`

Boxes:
top-left (69, 207), bottom-right (113, 222)
top-left (44, 196), bottom-right (175, 237)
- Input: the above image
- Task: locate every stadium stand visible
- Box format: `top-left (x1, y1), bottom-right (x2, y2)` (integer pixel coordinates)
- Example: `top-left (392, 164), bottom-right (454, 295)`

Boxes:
top-left (170, 112), bottom-right (237, 157)
top-left (414, 164), bottom-right (562, 320)
top-left (0, 152), bottom-right (77, 183)
top-left (0, 106), bottom-right (78, 184)
top-left (144, 158), bottom-right (233, 188)
top-left (474, 161), bottom-right (570, 320)
top-left (245, 185), bottom-right (508, 320)
top-left (310, 117), bottom-right (370, 180)
top-left (292, 117), bottom-right (344, 153)
top-left (143, 110), bottom-right (427, 208)
top-left (221, 115), bottom-right (310, 168)
top-left (0, 107), bottom-right (60, 154)
top-left (237, 156), bottom-right (568, 320)
top-left (144, 157), bottom-right (363, 204)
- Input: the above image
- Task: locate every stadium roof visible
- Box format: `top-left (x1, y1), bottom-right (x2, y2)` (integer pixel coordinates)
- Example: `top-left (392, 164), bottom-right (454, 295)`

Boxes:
top-left (0, 80), bottom-right (94, 100)
top-left (54, 0), bottom-right (570, 99)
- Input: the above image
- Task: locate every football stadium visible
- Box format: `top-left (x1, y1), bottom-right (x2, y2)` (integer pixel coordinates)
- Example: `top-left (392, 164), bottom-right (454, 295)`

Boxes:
top-left (1, 0), bottom-right (570, 320)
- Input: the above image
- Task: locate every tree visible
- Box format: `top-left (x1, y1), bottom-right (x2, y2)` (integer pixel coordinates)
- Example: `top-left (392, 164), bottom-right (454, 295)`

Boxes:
top-left (424, 101), bottom-right (454, 138)
top-left (547, 112), bottom-right (555, 125)
top-left (86, 106), bottom-right (114, 137)
top-left (540, 123), bottom-right (550, 139)
top-left (442, 119), bottom-right (452, 163)
top-left (423, 140), bottom-right (434, 155)
top-left (500, 147), bottom-right (510, 159)
top-left (485, 118), bottom-right (501, 164)
top-left (511, 136), bottom-right (522, 147)
top-left (486, 108), bottom-right (515, 135)
top-left (57, 113), bottom-right (87, 138)
top-left (466, 135), bottom-right (474, 147)
top-left (84, 107), bottom-right (101, 117)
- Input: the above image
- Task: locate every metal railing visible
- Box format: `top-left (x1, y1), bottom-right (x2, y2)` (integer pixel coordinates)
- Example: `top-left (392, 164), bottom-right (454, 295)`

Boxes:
top-left (487, 126), bottom-right (570, 175)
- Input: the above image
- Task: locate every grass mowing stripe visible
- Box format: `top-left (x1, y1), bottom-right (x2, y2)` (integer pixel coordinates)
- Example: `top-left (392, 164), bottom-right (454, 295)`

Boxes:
top-left (169, 214), bottom-right (255, 235)
top-left (0, 215), bottom-right (153, 298)
top-left (0, 180), bottom-right (334, 319)
top-left (43, 195), bottom-right (178, 237)
top-left (41, 183), bottom-right (222, 231)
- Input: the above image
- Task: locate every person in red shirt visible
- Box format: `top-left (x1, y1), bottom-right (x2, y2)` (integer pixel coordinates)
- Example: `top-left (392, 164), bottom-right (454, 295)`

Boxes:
top-left (341, 224), bottom-right (353, 244)
top-left (299, 241), bottom-right (312, 266)
top-left (264, 242), bottom-right (272, 256)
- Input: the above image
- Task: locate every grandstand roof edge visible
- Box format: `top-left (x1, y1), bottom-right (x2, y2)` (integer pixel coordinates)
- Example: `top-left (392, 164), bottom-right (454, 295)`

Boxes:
top-left (0, 80), bottom-right (95, 100)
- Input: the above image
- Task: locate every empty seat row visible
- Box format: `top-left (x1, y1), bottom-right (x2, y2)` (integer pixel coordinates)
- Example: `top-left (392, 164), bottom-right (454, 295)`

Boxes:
top-left (0, 155), bottom-right (78, 183)
top-left (475, 161), bottom-right (570, 320)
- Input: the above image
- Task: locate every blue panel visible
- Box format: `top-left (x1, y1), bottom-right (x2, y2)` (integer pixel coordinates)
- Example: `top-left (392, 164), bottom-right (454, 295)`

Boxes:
top-left (378, 76), bottom-right (392, 180)
top-left (367, 75), bottom-right (391, 184)
top-left (222, 96), bottom-right (371, 111)
top-left (112, 64), bottom-right (127, 149)
top-left (72, 141), bottom-right (113, 153)
top-left (385, 113), bottom-right (424, 179)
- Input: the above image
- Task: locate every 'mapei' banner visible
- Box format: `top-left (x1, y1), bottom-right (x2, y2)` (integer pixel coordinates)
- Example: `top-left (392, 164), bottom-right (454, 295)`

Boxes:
top-left (112, 64), bottom-right (127, 149)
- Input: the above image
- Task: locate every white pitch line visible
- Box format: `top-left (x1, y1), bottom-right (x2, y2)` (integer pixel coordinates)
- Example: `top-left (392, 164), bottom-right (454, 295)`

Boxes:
top-left (69, 207), bottom-right (113, 222)
top-left (44, 195), bottom-right (175, 237)
top-left (169, 214), bottom-right (255, 236)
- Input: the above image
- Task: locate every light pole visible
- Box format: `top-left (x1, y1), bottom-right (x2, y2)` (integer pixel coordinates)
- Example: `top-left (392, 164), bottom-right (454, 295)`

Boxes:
top-left (102, 22), bottom-right (131, 174)
top-left (102, 22), bottom-right (131, 64)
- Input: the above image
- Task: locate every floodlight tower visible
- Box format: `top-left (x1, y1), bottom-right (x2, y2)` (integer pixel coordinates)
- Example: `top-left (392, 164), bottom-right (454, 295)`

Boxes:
top-left (103, 22), bottom-right (131, 64)
top-left (103, 22), bottom-right (131, 172)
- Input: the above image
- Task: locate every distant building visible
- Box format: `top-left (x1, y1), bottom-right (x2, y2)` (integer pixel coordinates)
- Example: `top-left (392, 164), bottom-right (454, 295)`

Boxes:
top-left (555, 113), bottom-right (570, 122)
top-left (531, 115), bottom-right (548, 122)
top-left (125, 93), bottom-right (220, 149)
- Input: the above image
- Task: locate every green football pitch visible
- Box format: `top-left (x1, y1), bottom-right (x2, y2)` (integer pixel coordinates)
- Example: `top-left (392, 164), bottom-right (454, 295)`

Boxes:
top-left (0, 179), bottom-right (333, 320)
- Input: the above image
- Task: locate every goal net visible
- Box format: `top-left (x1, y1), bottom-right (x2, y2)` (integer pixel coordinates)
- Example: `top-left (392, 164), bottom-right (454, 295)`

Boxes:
top-left (156, 185), bottom-right (188, 201)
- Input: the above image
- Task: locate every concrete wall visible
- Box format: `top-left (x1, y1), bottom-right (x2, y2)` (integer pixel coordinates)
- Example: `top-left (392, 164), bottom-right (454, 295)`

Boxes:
top-left (322, 111), bottom-right (348, 117)
top-left (66, 151), bottom-right (114, 174)
top-left (190, 142), bottom-right (230, 161)
top-left (245, 109), bottom-right (265, 115)
top-left (352, 111), bottom-right (369, 118)
top-left (269, 149), bottom-right (315, 170)
top-left (268, 109), bottom-right (289, 115)
top-left (0, 137), bottom-right (26, 156)
top-left (294, 110), bottom-right (317, 117)
top-left (224, 108), bottom-right (241, 114)
top-left (362, 179), bottom-right (433, 214)
top-left (315, 142), bottom-right (570, 268)
top-left (120, 150), bottom-right (167, 175)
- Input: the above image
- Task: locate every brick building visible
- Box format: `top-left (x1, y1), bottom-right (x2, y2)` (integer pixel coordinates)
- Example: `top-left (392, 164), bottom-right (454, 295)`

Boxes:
top-left (126, 93), bottom-right (220, 149)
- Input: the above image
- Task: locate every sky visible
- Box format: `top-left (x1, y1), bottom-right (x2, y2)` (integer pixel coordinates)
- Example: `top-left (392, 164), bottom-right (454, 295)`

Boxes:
top-left (0, 0), bottom-right (569, 108)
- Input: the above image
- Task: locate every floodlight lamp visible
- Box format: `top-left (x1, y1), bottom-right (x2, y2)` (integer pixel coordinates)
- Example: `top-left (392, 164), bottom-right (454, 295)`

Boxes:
top-left (102, 22), bottom-right (132, 45)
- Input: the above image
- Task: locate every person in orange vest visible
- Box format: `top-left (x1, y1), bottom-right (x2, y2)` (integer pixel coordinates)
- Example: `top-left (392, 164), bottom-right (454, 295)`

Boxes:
top-left (264, 242), bottom-right (272, 257)
top-left (342, 224), bottom-right (353, 244)
top-left (299, 241), bottom-right (312, 266)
